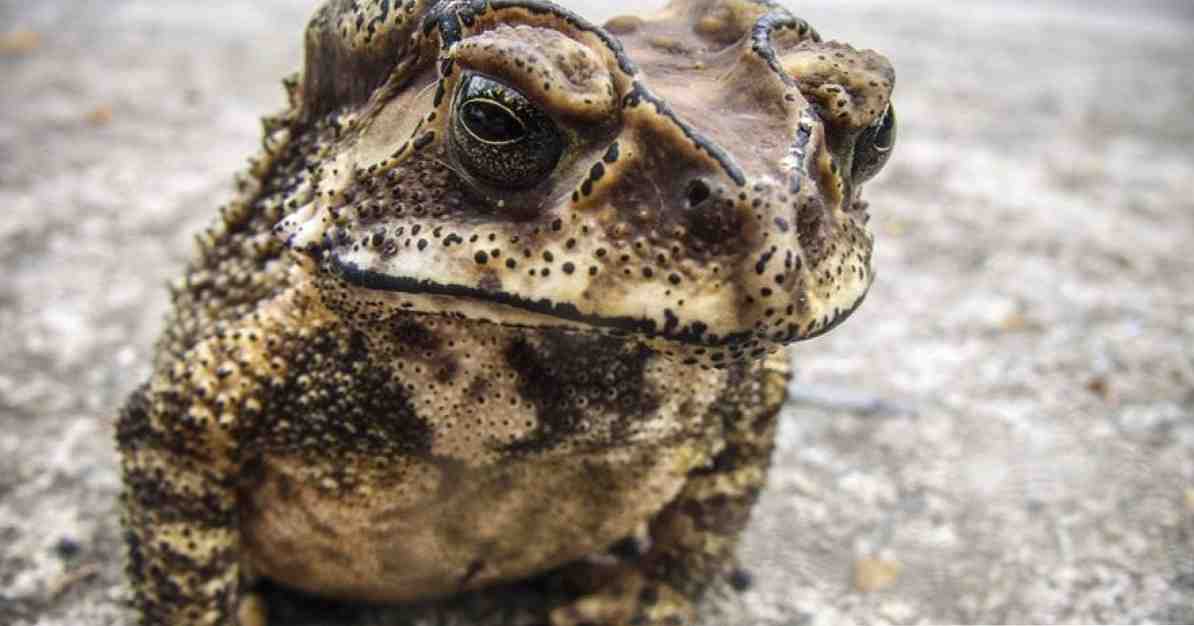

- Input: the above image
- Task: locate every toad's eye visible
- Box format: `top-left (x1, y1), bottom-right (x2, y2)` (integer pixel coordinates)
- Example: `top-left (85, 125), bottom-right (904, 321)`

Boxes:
top-left (461, 99), bottom-right (526, 144)
top-left (451, 74), bottom-right (564, 190)
top-left (851, 103), bottom-right (896, 183)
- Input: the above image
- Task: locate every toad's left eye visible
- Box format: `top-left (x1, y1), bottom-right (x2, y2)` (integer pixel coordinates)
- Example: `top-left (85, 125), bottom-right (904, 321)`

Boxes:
top-left (851, 103), bottom-right (896, 183)
top-left (451, 74), bottom-right (564, 190)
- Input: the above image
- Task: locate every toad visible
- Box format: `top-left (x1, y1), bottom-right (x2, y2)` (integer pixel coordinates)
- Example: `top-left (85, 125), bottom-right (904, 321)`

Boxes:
top-left (117, 0), bottom-right (895, 624)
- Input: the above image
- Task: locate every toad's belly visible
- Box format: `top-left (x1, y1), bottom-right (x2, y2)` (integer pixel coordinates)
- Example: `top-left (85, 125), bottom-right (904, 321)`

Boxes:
top-left (240, 443), bottom-right (706, 603)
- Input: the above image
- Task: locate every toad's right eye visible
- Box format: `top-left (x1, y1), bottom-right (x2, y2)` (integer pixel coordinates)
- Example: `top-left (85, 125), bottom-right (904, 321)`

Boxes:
top-left (460, 98), bottom-right (526, 144)
top-left (450, 73), bottom-right (565, 190)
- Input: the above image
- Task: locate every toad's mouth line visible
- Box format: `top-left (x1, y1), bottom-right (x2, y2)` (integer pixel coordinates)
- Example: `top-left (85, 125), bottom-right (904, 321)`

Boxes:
top-left (329, 255), bottom-right (864, 347)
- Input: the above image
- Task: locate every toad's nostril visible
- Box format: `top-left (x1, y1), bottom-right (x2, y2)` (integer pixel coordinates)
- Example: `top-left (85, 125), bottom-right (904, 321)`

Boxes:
top-left (686, 179), bottom-right (711, 208)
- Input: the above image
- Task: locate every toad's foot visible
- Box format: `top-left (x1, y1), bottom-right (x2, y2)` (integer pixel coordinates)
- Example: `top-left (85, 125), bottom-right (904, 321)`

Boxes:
top-left (550, 563), bottom-right (694, 626)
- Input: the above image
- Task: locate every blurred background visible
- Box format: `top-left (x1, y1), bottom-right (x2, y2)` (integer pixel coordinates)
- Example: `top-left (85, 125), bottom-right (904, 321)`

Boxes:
top-left (1, 1), bottom-right (1191, 624)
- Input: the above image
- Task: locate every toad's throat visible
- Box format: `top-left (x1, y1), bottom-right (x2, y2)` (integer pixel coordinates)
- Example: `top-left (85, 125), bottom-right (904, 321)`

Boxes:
top-left (330, 255), bottom-right (756, 347)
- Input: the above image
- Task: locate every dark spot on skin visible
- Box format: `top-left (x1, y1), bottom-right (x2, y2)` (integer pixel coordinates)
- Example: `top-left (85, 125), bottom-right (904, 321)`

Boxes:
top-left (259, 329), bottom-right (434, 456)
top-left (413, 131), bottom-right (435, 151)
top-left (603, 141), bottom-right (620, 163)
top-left (502, 332), bottom-right (657, 454)
top-left (663, 309), bottom-right (679, 334)
top-left (389, 319), bottom-right (440, 351)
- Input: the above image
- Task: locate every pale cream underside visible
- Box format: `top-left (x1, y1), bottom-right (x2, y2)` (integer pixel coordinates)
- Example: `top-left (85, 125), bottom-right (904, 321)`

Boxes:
top-left (241, 441), bottom-right (710, 603)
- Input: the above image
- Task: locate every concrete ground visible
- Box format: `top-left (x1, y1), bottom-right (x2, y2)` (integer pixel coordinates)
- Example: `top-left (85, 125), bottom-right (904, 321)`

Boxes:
top-left (1, 1), bottom-right (1191, 624)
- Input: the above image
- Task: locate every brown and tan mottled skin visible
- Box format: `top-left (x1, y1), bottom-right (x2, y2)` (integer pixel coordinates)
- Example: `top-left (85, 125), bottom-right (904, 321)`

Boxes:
top-left (116, 0), bottom-right (895, 624)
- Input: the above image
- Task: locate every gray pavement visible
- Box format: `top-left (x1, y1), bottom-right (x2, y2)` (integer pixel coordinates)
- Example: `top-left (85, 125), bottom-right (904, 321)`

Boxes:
top-left (1, 1), bottom-right (1191, 624)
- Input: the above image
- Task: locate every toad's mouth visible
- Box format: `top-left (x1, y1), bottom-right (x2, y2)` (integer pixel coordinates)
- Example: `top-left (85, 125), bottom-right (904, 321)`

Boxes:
top-left (329, 254), bottom-right (867, 348)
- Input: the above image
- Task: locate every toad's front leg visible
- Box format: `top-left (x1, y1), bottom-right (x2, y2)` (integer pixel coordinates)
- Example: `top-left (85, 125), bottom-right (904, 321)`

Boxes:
top-left (118, 371), bottom-right (252, 625)
top-left (117, 289), bottom-right (322, 626)
top-left (550, 352), bottom-right (791, 626)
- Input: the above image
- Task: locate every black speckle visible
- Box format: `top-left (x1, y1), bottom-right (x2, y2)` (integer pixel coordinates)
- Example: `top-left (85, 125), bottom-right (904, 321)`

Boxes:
top-left (603, 141), bottom-right (620, 163)
top-left (53, 537), bottom-right (82, 560)
top-left (413, 131), bottom-right (435, 151)
top-left (728, 568), bottom-right (754, 592)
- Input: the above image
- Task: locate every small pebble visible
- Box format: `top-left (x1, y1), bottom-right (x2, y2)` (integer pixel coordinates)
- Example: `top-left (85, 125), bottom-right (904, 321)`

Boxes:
top-left (727, 567), bottom-right (753, 592)
top-left (53, 536), bottom-right (82, 560)
top-left (0, 29), bottom-right (41, 54)
top-left (853, 557), bottom-right (901, 592)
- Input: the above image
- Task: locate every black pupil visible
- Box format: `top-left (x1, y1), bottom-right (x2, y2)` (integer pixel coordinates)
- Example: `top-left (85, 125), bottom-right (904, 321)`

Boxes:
top-left (462, 100), bottom-right (525, 143)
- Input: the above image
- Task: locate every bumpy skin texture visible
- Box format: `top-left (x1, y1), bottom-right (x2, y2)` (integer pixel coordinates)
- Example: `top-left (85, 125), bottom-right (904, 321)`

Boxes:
top-left (116, 1), bottom-right (894, 624)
